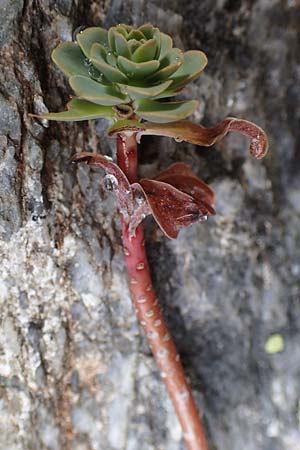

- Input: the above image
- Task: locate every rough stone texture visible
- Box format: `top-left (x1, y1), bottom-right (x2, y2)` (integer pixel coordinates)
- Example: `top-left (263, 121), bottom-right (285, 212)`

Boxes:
top-left (0, 1), bottom-right (299, 450)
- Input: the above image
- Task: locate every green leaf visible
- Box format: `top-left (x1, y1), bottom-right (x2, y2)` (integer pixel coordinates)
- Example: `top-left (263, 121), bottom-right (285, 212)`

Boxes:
top-left (117, 56), bottom-right (159, 79)
top-left (31, 98), bottom-right (114, 121)
top-left (127, 39), bottom-right (141, 54)
top-left (160, 48), bottom-right (183, 68)
top-left (107, 119), bottom-right (145, 135)
top-left (170, 50), bottom-right (208, 88)
top-left (114, 25), bottom-right (128, 38)
top-left (76, 27), bottom-right (108, 58)
top-left (114, 31), bottom-right (131, 58)
top-left (117, 24), bottom-right (133, 34)
top-left (69, 75), bottom-right (130, 106)
top-left (51, 42), bottom-right (88, 78)
top-left (127, 30), bottom-right (145, 41)
top-left (90, 43), bottom-right (128, 83)
top-left (152, 28), bottom-right (161, 58)
top-left (132, 38), bottom-right (157, 62)
top-left (118, 80), bottom-right (173, 100)
top-left (153, 88), bottom-right (182, 99)
top-left (134, 99), bottom-right (199, 123)
top-left (146, 62), bottom-right (182, 83)
top-left (138, 23), bottom-right (154, 39)
top-left (108, 27), bottom-right (116, 53)
top-left (158, 33), bottom-right (173, 60)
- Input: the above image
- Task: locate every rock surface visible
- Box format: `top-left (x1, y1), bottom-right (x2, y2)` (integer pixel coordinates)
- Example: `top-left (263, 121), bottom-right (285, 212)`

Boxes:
top-left (0, 1), bottom-right (300, 450)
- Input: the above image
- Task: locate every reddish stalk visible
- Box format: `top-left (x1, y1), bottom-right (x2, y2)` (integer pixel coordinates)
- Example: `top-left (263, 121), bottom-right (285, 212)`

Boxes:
top-left (117, 133), bottom-right (209, 450)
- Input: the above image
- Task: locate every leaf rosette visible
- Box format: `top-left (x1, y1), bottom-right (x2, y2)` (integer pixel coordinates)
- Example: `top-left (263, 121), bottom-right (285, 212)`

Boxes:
top-left (38, 23), bottom-right (207, 123)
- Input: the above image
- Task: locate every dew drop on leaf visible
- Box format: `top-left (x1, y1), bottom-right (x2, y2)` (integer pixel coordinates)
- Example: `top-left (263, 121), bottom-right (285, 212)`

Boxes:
top-left (84, 58), bottom-right (92, 67)
top-left (103, 174), bottom-right (119, 191)
top-left (72, 25), bottom-right (85, 42)
top-left (88, 65), bottom-right (103, 81)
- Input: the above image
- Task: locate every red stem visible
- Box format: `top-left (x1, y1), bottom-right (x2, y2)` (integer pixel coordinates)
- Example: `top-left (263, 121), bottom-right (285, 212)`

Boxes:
top-left (117, 134), bottom-right (209, 450)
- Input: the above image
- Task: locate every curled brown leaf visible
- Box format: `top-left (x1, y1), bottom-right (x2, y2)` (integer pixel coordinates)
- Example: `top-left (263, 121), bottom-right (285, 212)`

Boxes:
top-left (71, 152), bottom-right (133, 218)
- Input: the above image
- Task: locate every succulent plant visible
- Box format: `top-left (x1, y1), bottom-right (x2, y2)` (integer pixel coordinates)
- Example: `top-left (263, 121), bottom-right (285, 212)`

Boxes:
top-left (32, 23), bottom-right (269, 450)
top-left (39, 23), bottom-right (207, 124)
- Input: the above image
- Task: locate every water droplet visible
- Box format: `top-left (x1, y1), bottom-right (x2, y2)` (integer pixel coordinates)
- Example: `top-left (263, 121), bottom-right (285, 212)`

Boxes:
top-left (144, 310), bottom-right (154, 317)
top-left (134, 190), bottom-right (145, 206)
top-left (199, 215), bottom-right (208, 222)
top-left (107, 51), bottom-right (112, 56)
top-left (104, 155), bottom-right (113, 161)
top-left (154, 319), bottom-right (161, 327)
top-left (178, 390), bottom-right (190, 401)
top-left (147, 331), bottom-right (159, 339)
top-left (160, 371), bottom-right (167, 378)
top-left (137, 297), bottom-right (147, 303)
top-left (174, 137), bottom-right (183, 143)
top-left (73, 25), bottom-right (85, 41)
top-left (124, 247), bottom-right (130, 256)
top-left (130, 277), bottom-right (138, 285)
top-left (103, 174), bottom-right (118, 191)
top-left (145, 284), bottom-right (152, 292)
top-left (140, 320), bottom-right (146, 326)
top-left (157, 349), bottom-right (169, 359)
top-left (136, 262), bottom-right (145, 270)
top-left (84, 58), bottom-right (92, 67)
top-left (88, 65), bottom-right (103, 82)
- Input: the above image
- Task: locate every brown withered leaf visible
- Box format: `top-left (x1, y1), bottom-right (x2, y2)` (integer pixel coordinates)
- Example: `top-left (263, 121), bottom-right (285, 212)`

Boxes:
top-left (139, 178), bottom-right (215, 239)
top-left (109, 117), bottom-right (269, 159)
top-left (71, 152), bottom-right (134, 218)
top-left (154, 162), bottom-right (215, 205)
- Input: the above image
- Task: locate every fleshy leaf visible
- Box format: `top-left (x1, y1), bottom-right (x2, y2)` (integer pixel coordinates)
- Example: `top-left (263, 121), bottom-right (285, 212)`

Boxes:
top-left (160, 48), bottom-right (183, 69)
top-left (30, 98), bottom-right (114, 122)
top-left (136, 118), bottom-right (269, 159)
top-left (118, 80), bottom-right (173, 100)
top-left (52, 43), bottom-right (88, 78)
top-left (138, 23), bottom-right (155, 39)
top-left (114, 25), bottom-right (128, 38)
top-left (127, 30), bottom-right (145, 41)
top-left (139, 179), bottom-right (214, 239)
top-left (108, 27), bottom-right (117, 53)
top-left (153, 87), bottom-right (184, 100)
top-left (146, 54), bottom-right (183, 83)
top-left (107, 119), bottom-right (146, 135)
top-left (155, 162), bottom-right (215, 205)
top-left (71, 152), bottom-right (133, 218)
top-left (69, 75), bottom-right (130, 106)
top-left (90, 43), bottom-right (128, 83)
top-left (76, 27), bottom-right (108, 58)
top-left (114, 31), bottom-right (131, 58)
top-left (117, 56), bottom-right (160, 79)
top-left (159, 32), bottom-right (173, 60)
top-left (134, 99), bottom-right (199, 123)
top-left (170, 50), bottom-right (208, 88)
top-left (132, 38), bottom-right (157, 62)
